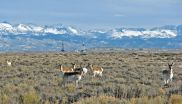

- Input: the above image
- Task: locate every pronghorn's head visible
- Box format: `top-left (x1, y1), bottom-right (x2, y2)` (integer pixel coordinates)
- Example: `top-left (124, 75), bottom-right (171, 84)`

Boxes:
top-left (79, 68), bottom-right (85, 75)
top-left (86, 63), bottom-right (92, 68)
top-left (168, 62), bottom-right (174, 70)
top-left (86, 63), bottom-right (94, 71)
top-left (80, 62), bottom-right (83, 68)
top-left (74, 67), bottom-right (84, 74)
top-left (71, 63), bottom-right (77, 69)
top-left (80, 63), bottom-right (87, 68)
top-left (58, 64), bottom-right (62, 68)
top-left (87, 63), bottom-right (92, 66)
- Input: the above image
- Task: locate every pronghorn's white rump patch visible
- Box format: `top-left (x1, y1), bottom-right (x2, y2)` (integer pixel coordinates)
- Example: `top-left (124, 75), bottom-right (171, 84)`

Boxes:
top-left (7, 61), bottom-right (11, 66)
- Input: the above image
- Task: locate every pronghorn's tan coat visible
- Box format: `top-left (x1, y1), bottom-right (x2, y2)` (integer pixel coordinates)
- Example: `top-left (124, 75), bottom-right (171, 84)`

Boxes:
top-left (87, 63), bottom-right (103, 77)
top-left (58, 63), bottom-right (76, 73)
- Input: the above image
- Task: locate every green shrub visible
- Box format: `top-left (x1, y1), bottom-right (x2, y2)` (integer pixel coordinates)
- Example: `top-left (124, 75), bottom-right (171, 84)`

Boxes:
top-left (22, 91), bottom-right (40, 104)
top-left (0, 93), bottom-right (9, 104)
top-left (65, 84), bottom-right (76, 93)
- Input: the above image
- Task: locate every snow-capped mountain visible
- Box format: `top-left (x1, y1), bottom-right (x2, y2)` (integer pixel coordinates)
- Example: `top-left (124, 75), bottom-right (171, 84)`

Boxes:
top-left (0, 22), bottom-right (79, 35)
top-left (0, 22), bottom-right (182, 52)
top-left (0, 22), bottom-right (178, 38)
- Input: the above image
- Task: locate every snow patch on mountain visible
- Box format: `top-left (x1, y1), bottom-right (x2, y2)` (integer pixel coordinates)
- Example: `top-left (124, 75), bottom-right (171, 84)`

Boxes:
top-left (68, 26), bottom-right (78, 34)
top-left (17, 24), bottom-right (32, 33)
top-left (0, 23), bottom-right (13, 31)
top-left (110, 29), bottom-right (176, 39)
top-left (44, 28), bottom-right (66, 34)
top-left (31, 26), bottom-right (44, 33)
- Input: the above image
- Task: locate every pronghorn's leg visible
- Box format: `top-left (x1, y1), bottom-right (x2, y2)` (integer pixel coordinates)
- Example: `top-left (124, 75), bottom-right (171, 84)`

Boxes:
top-left (75, 80), bottom-right (78, 87)
top-left (166, 79), bottom-right (169, 85)
top-left (99, 72), bottom-right (103, 80)
top-left (76, 76), bottom-right (82, 87)
top-left (60, 80), bottom-right (64, 87)
top-left (71, 68), bottom-right (74, 72)
top-left (61, 76), bottom-right (67, 87)
top-left (99, 72), bottom-right (102, 77)
top-left (92, 72), bottom-right (96, 77)
top-left (170, 78), bottom-right (173, 82)
top-left (164, 79), bottom-right (166, 85)
top-left (61, 79), bottom-right (65, 87)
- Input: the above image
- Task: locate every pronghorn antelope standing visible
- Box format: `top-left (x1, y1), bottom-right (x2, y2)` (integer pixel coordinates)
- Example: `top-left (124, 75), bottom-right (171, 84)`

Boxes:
top-left (58, 63), bottom-right (76, 73)
top-left (86, 63), bottom-right (103, 77)
top-left (61, 68), bottom-right (84, 87)
top-left (162, 63), bottom-right (174, 85)
top-left (7, 60), bottom-right (11, 66)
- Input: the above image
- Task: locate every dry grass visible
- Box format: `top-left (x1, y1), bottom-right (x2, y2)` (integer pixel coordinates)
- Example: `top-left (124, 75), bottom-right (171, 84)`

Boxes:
top-left (129, 96), bottom-right (166, 104)
top-left (75, 95), bottom-right (125, 104)
top-left (0, 51), bottom-right (182, 103)
top-left (169, 95), bottom-right (182, 104)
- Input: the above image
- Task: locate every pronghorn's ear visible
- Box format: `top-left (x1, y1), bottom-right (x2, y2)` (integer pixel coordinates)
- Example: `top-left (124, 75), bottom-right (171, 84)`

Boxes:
top-left (90, 63), bottom-right (93, 66)
top-left (87, 63), bottom-right (91, 66)
top-left (71, 63), bottom-right (74, 65)
top-left (171, 62), bottom-right (174, 66)
top-left (57, 64), bottom-right (61, 68)
top-left (169, 62), bottom-right (174, 66)
top-left (83, 63), bottom-right (86, 67)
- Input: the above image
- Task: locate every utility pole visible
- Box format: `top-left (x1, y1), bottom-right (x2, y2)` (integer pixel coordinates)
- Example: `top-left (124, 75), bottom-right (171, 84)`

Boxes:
top-left (80, 42), bottom-right (86, 55)
top-left (61, 41), bottom-right (65, 52)
top-left (82, 42), bottom-right (85, 52)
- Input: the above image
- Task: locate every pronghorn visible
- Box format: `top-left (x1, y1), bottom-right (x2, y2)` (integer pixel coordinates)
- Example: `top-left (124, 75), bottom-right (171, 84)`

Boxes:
top-left (7, 60), bottom-right (11, 66)
top-left (74, 63), bottom-right (88, 75)
top-left (58, 63), bottom-right (76, 73)
top-left (86, 63), bottom-right (103, 77)
top-left (61, 68), bottom-right (84, 87)
top-left (162, 63), bottom-right (174, 85)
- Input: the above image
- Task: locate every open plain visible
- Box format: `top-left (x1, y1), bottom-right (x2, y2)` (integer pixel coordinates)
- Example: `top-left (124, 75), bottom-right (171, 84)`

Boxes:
top-left (0, 50), bottom-right (182, 104)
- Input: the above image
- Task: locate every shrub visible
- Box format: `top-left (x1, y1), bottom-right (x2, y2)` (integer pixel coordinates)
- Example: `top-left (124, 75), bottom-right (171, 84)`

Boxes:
top-left (65, 84), bottom-right (76, 93)
top-left (0, 93), bottom-right (9, 104)
top-left (21, 91), bottom-right (40, 104)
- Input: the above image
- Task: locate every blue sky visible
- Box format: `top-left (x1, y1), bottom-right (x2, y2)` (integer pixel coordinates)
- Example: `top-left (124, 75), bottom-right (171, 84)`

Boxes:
top-left (0, 0), bottom-right (182, 30)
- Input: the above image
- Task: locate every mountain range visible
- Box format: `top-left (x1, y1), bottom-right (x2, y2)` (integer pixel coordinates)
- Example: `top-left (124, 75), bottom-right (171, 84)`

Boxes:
top-left (0, 22), bottom-right (182, 52)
